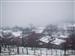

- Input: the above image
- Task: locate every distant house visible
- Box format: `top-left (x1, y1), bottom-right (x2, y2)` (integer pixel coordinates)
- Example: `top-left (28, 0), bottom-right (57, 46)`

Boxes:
top-left (32, 27), bottom-right (45, 34)
top-left (37, 35), bottom-right (55, 48)
top-left (67, 24), bottom-right (75, 33)
top-left (37, 34), bottom-right (67, 48)
top-left (58, 34), bottom-right (68, 40)
top-left (0, 32), bottom-right (3, 38)
top-left (12, 31), bottom-right (22, 38)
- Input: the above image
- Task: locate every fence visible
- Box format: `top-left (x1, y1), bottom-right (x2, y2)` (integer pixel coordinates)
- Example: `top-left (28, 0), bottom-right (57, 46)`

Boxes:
top-left (1, 46), bottom-right (75, 56)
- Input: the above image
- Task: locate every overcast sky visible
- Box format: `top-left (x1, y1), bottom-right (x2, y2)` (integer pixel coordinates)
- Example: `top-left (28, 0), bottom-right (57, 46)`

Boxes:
top-left (1, 0), bottom-right (73, 1)
top-left (0, 0), bottom-right (75, 27)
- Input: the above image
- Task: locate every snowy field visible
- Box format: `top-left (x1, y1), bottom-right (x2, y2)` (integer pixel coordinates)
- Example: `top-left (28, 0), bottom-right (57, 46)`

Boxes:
top-left (1, 47), bottom-right (75, 56)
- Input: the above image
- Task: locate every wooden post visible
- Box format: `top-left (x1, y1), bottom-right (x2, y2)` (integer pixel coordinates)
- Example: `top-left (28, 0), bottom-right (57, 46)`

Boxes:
top-left (26, 47), bottom-right (28, 55)
top-left (0, 46), bottom-right (1, 53)
top-left (17, 47), bottom-right (19, 54)
top-left (40, 48), bottom-right (42, 56)
top-left (34, 48), bottom-right (36, 55)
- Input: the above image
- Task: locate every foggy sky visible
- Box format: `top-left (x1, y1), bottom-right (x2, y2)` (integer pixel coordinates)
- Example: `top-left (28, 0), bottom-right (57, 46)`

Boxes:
top-left (74, 1), bottom-right (75, 22)
top-left (1, 0), bottom-right (73, 1)
top-left (0, 0), bottom-right (74, 27)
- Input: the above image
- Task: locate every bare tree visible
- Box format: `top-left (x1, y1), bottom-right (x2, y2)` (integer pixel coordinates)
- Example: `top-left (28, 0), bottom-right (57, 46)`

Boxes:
top-left (44, 24), bottom-right (58, 36)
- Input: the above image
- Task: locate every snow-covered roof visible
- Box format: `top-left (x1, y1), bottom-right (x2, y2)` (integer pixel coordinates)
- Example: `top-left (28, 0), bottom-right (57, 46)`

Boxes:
top-left (35, 29), bottom-right (43, 33)
top-left (12, 31), bottom-right (22, 37)
top-left (3, 30), bottom-right (12, 33)
top-left (39, 36), bottom-right (52, 43)
top-left (34, 27), bottom-right (45, 33)
top-left (59, 35), bottom-right (68, 38)
top-left (67, 24), bottom-right (75, 27)
top-left (51, 38), bottom-right (65, 45)
top-left (52, 34), bottom-right (58, 38)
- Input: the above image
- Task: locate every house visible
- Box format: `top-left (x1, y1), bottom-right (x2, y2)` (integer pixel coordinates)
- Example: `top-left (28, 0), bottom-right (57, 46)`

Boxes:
top-left (32, 27), bottom-right (45, 34)
top-left (39, 36), bottom-right (54, 43)
top-left (50, 38), bottom-right (65, 45)
top-left (12, 31), bottom-right (22, 38)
